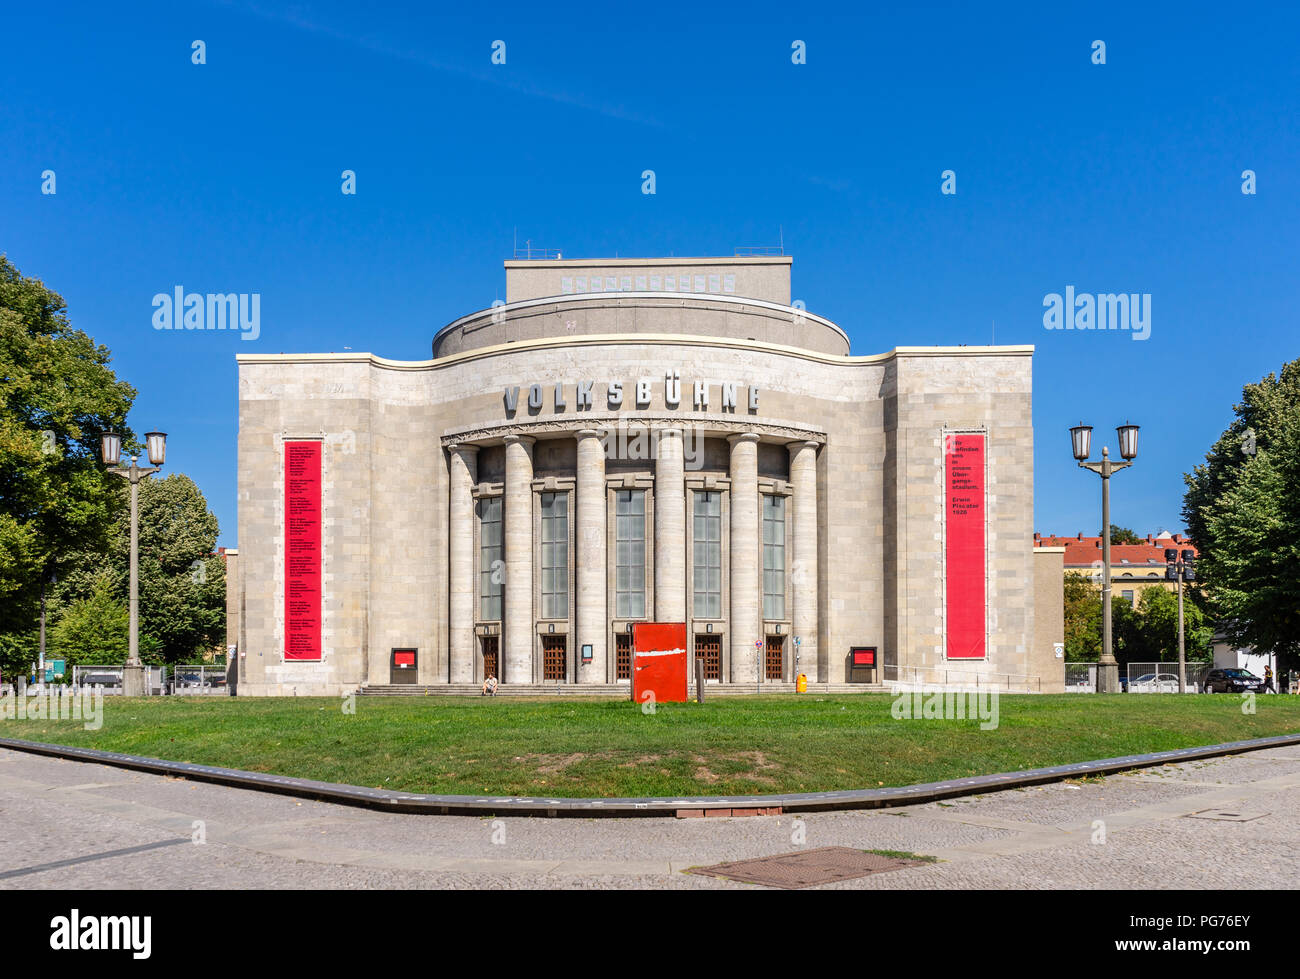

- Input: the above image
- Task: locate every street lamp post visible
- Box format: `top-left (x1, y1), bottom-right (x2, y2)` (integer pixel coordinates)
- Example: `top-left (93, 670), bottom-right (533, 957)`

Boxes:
top-left (100, 429), bottom-right (167, 697)
top-left (1070, 422), bottom-right (1140, 694)
top-left (1164, 548), bottom-right (1196, 693)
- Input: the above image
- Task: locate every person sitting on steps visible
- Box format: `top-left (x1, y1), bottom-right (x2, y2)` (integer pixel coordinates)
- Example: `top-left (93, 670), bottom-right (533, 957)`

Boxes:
top-left (481, 673), bottom-right (498, 696)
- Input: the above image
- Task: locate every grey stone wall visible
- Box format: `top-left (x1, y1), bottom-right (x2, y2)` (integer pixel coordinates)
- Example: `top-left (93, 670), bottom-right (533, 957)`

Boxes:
top-left (235, 335), bottom-right (1035, 694)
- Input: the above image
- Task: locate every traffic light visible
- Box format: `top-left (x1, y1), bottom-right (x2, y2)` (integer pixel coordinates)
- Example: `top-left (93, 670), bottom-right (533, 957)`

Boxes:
top-left (1165, 548), bottom-right (1179, 580)
top-left (1181, 549), bottom-right (1196, 582)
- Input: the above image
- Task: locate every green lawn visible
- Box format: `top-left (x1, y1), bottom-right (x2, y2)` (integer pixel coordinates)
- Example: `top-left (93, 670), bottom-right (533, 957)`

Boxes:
top-left (2, 693), bottom-right (1297, 798)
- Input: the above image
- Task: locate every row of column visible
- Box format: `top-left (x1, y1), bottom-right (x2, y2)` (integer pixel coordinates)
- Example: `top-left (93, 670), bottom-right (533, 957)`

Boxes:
top-left (447, 430), bottom-right (818, 684)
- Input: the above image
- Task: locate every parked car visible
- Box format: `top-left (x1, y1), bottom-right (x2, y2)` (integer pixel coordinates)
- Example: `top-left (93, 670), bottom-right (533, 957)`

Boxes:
top-left (1203, 668), bottom-right (1263, 694)
top-left (80, 673), bottom-right (121, 687)
top-left (1126, 672), bottom-right (1181, 693)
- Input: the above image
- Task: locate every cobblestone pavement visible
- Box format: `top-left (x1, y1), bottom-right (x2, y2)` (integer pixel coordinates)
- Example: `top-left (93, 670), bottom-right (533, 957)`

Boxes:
top-left (1, 746), bottom-right (1297, 889)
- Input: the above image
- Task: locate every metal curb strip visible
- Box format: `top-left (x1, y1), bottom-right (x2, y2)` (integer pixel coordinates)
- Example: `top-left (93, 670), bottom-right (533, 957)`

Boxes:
top-left (1, 733), bottom-right (1297, 818)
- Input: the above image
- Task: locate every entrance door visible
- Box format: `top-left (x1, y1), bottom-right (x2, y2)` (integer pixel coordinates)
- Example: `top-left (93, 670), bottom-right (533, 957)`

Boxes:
top-left (695, 634), bottom-right (721, 681)
top-left (542, 635), bottom-right (567, 681)
top-left (615, 634), bottom-right (632, 681)
top-left (765, 636), bottom-right (784, 680)
top-left (390, 648), bottom-right (418, 684)
top-left (480, 636), bottom-right (499, 682)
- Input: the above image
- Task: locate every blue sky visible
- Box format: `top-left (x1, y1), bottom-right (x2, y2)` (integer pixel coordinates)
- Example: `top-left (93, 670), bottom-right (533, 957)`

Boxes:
top-left (2, 1), bottom-right (1297, 548)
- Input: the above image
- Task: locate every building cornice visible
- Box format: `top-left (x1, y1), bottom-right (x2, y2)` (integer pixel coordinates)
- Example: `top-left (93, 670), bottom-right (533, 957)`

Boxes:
top-left (433, 291), bottom-right (849, 350)
top-left (237, 336), bottom-right (1035, 371)
top-left (437, 414), bottom-right (829, 448)
top-left (503, 256), bottom-right (793, 269)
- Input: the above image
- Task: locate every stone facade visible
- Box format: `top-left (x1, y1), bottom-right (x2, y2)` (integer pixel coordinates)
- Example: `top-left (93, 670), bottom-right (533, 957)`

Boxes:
top-left (233, 256), bottom-right (1042, 695)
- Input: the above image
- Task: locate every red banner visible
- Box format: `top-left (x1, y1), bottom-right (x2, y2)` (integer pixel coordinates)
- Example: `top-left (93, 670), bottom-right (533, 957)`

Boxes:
top-left (284, 441), bottom-right (322, 661)
top-left (945, 433), bottom-right (986, 659)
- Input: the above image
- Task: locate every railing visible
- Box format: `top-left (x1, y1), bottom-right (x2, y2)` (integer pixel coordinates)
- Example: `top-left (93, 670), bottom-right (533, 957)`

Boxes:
top-left (169, 665), bottom-right (230, 695)
top-left (1065, 662), bottom-right (1098, 693)
top-left (883, 663), bottom-right (1042, 693)
top-left (69, 665), bottom-right (165, 695)
top-left (512, 244), bottom-right (562, 260)
top-left (1125, 662), bottom-right (1209, 693)
top-left (733, 246), bottom-right (784, 256)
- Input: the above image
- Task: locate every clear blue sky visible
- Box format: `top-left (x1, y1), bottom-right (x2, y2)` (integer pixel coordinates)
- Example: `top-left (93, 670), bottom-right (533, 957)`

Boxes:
top-left (3, 1), bottom-right (1297, 548)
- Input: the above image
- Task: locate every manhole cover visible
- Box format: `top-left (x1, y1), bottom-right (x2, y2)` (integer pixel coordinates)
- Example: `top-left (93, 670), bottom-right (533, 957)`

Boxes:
top-left (686, 847), bottom-right (926, 889)
top-left (1185, 809), bottom-right (1269, 822)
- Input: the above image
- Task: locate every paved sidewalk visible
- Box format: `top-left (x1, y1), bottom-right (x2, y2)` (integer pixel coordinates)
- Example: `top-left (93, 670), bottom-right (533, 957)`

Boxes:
top-left (1, 745), bottom-right (1296, 889)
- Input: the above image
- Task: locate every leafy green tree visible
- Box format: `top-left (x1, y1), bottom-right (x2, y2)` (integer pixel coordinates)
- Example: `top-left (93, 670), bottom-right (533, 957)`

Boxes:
top-left (45, 474), bottom-right (225, 663)
top-left (133, 473), bottom-right (225, 661)
top-left (1183, 358), bottom-right (1300, 665)
top-left (0, 255), bottom-right (136, 680)
top-left (1135, 586), bottom-right (1213, 663)
top-left (47, 577), bottom-right (129, 665)
top-left (1063, 572), bottom-right (1101, 661)
top-left (1105, 526), bottom-right (1142, 545)
top-left (1110, 594), bottom-right (1144, 667)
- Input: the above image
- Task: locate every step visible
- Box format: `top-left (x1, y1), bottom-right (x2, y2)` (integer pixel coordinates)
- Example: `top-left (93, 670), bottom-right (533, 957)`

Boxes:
top-left (358, 682), bottom-right (889, 697)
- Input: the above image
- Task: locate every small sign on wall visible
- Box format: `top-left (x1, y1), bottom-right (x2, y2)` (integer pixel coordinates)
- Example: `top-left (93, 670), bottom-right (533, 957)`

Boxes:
top-left (850, 646), bottom-right (876, 668)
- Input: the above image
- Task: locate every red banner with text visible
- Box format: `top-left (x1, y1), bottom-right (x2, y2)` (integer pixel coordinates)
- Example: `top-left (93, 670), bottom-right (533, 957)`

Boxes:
top-left (284, 441), bottom-right (322, 661)
top-left (945, 433), bottom-right (986, 659)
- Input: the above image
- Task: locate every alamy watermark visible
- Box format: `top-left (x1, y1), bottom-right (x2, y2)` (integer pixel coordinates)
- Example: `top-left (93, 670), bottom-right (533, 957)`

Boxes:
top-left (890, 683), bottom-right (999, 730)
top-left (1042, 287), bottom-right (1150, 341)
top-left (1, 686), bottom-right (103, 730)
top-left (152, 287), bottom-right (260, 340)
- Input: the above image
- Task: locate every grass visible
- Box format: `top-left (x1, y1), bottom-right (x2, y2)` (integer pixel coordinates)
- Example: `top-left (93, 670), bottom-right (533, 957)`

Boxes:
top-left (866, 849), bottom-right (939, 863)
top-left (1, 693), bottom-right (1297, 798)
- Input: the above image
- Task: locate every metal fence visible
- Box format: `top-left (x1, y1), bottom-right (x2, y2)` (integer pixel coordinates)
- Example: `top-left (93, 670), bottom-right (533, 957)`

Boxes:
top-left (1065, 662), bottom-right (1097, 693)
top-left (1125, 662), bottom-right (1209, 693)
top-left (883, 663), bottom-right (1042, 693)
top-left (169, 665), bottom-right (230, 695)
top-left (70, 665), bottom-right (165, 695)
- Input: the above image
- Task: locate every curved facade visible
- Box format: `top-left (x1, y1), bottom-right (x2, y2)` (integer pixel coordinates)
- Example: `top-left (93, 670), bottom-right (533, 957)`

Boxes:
top-left (234, 255), bottom-right (1055, 695)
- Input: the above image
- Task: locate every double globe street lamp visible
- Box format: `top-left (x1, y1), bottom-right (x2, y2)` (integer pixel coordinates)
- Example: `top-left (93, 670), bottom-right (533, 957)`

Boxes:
top-left (100, 429), bottom-right (167, 697)
top-left (1070, 421), bottom-right (1140, 694)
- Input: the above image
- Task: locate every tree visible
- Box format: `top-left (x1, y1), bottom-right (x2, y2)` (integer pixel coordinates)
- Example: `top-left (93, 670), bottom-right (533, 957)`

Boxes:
top-left (47, 576), bottom-right (129, 666)
top-left (133, 473), bottom-right (225, 661)
top-left (1062, 572), bottom-right (1213, 667)
top-left (1105, 526), bottom-right (1143, 545)
top-left (37, 473), bottom-right (226, 664)
top-left (1063, 572), bottom-right (1101, 661)
top-left (1183, 358), bottom-right (1300, 665)
top-left (1135, 586), bottom-right (1212, 663)
top-left (0, 255), bottom-right (137, 680)
top-left (1109, 594), bottom-right (1143, 667)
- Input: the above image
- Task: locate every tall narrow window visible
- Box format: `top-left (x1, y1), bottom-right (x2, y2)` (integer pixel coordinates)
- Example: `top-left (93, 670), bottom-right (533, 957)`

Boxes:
top-left (478, 496), bottom-right (503, 621)
top-left (615, 489), bottom-right (646, 618)
top-left (693, 491), bottom-right (722, 618)
top-left (762, 494), bottom-right (786, 620)
top-left (540, 491), bottom-right (569, 619)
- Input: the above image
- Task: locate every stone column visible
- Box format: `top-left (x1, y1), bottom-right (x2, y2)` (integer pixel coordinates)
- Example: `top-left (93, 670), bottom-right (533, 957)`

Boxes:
top-left (788, 440), bottom-right (819, 683)
top-left (503, 435), bottom-right (535, 684)
top-left (728, 433), bottom-right (760, 683)
top-left (447, 444), bottom-right (479, 684)
top-left (575, 430), bottom-right (607, 683)
top-left (654, 428), bottom-right (685, 621)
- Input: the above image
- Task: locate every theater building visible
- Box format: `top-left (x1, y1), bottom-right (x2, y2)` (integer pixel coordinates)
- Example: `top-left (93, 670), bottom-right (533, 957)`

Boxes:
top-left (232, 255), bottom-right (1062, 695)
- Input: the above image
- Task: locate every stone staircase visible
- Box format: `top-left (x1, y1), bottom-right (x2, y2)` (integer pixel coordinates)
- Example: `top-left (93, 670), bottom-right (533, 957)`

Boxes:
top-left (359, 681), bottom-right (889, 697)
